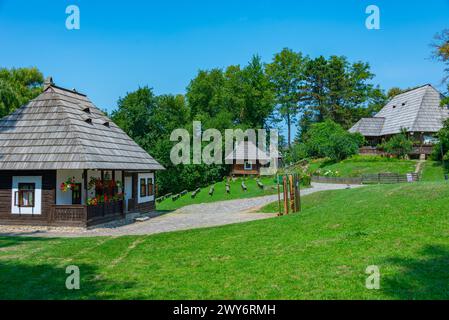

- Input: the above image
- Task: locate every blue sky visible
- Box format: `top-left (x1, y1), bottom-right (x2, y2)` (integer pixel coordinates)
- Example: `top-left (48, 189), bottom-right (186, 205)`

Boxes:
top-left (1, 0), bottom-right (448, 130)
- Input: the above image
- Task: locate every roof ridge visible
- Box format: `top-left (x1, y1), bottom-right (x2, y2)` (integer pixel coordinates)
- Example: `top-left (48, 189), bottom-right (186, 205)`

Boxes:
top-left (390, 84), bottom-right (432, 100)
top-left (45, 84), bottom-right (87, 97)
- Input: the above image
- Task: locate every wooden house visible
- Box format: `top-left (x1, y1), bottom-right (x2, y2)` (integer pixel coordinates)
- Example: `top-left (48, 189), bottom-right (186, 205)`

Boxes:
top-left (225, 140), bottom-right (280, 176)
top-left (0, 78), bottom-right (164, 228)
top-left (349, 84), bottom-right (449, 158)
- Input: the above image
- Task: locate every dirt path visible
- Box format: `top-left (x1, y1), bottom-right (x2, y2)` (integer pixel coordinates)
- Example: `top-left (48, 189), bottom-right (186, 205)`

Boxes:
top-left (0, 183), bottom-right (362, 238)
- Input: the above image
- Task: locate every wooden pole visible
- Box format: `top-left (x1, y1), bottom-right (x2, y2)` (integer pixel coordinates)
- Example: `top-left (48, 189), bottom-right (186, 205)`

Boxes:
top-left (277, 175), bottom-right (281, 216)
top-left (283, 176), bottom-right (289, 215)
top-left (289, 174), bottom-right (295, 212)
top-left (295, 174), bottom-right (301, 212)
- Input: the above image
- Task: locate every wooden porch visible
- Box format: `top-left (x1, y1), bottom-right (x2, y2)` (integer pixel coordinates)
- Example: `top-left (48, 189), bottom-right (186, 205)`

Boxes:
top-left (49, 200), bottom-right (125, 227)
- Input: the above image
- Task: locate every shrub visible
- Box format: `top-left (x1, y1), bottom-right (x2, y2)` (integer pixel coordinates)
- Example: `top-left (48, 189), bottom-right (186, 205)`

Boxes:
top-left (303, 120), bottom-right (364, 161)
top-left (379, 129), bottom-right (413, 159)
top-left (432, 119), bottom-right (449, 161)
top-left (283, 143), bottom-right (308, 164)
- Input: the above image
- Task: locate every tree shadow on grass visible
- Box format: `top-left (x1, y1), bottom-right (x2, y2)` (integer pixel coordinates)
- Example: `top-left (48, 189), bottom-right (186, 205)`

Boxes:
top-left (0, 235), bottom-right (54, 249)
top-left (0, 261), bottom-right (141, 299)
top-left (0, 237), bottom-right (142, 300)
top-left (382, 245), bottom-right (449, 300)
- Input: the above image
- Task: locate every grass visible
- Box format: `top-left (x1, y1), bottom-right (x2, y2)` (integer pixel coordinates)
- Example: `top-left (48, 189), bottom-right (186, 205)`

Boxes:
top-left (309, 155), bottom-right (417, 177)
top-left (157, 176), bottom-right (279, 211)
top-left (420, 161), bottom-right (447, 182)
top-left (2, 181), bottom-right (449, 299)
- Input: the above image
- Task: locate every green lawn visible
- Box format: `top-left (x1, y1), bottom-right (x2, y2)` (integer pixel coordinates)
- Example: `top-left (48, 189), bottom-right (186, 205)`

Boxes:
top-left (308, 155), bottom-right (417, 177)
top-left (157, 176), bottom-right (279, 211)
top-left (2, 181), bottom-right (449, 299)
top-left (420, 161), bottom-right (447, 182)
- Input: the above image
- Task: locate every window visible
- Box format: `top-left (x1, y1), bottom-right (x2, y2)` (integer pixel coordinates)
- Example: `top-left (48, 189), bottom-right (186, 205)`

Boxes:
top-left (15, 183), bottom-right (35, 208)
top-left (244, 161), bottom-right (253, 170)
top-left (72, 183), bottom-right (82, 205)
top-left (140, 178), bottom-right (147, 197)
top-left (147, 178), bottom-right (153, 196)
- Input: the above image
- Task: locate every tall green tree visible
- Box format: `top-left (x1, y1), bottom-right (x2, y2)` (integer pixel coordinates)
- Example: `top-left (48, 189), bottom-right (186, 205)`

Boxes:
top-left (301, 56), bottom-right (386, 131)
top-left (187, 56), bottom-right (275, 131)
top-left (266, 48), bottom-right (307, 148)
top-left (0, 67), bottom-right (44, 117)
top-left (238, 55), bottom-right (275, 129)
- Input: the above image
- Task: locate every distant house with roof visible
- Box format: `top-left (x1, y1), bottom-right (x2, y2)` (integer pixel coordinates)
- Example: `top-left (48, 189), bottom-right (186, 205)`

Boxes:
top-left (225, 140), bottom-right (281, 176)
top-left (349, 84), bottom-right (449, 158)
top-left (0, 78), bottom-right (164, 228)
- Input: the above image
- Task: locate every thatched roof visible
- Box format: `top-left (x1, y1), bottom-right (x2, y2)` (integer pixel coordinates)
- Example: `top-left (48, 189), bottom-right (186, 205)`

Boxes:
top-left (349, 84), bottom-right (449, 137)
top-left (0, 80), bottom-right (164, 171)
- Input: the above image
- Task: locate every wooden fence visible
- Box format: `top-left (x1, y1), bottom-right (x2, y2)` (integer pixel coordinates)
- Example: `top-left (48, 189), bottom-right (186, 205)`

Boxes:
top-left (312, 173), bottom-right (419, 185)
top-left (361, 173), bottom-right (419, 184)
top-left (311, 176), bottom-right (363, 184)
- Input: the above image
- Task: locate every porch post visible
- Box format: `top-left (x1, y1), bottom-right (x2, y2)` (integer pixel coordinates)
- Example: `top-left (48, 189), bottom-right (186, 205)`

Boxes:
top-left (83, 169), bottom-right (88, 204)
top-left (121, 170), bottom-right (125, 216)
top-left (83, 169), bottom-right (88, 225)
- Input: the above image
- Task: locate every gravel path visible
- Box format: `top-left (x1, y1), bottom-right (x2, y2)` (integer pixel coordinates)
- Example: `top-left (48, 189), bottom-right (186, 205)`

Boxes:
top-left (0, 183), bottom-right (362, 238)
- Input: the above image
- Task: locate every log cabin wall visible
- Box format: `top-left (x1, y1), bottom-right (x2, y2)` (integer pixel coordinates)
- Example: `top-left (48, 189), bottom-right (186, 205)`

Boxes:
top-left (0, 170), bottom-right (56, 226)
top-left (231, 162), bottom-right (261, 175)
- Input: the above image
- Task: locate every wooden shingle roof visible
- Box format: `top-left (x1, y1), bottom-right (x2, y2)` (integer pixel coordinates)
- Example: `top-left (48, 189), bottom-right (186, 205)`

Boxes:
top-left (349, 84), bottom-right (449, 137)
top-left (0, 83), bottom-right (164, 171)
top-left (225, 141), bottom-right (270, 162)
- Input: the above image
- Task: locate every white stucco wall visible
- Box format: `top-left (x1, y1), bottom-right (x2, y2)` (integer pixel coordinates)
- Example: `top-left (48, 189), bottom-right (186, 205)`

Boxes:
top-left (56, 170), bottom-right (86, 205)
top-left (56, 170), bottom-right (125, 205)
top-left (137, 172), bottom-right (154, 204)
top-left (11, 176), bottom-right (42, 215)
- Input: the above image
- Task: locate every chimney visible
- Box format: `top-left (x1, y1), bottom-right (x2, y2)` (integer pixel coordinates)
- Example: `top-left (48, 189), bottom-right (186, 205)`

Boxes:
top-left (43, 76), bottom-right (54, 90)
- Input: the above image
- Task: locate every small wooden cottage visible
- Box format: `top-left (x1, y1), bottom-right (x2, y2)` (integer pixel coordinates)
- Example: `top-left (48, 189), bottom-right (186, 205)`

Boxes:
top-left (0, 78), bottom-right (164, 227)
top-left (225, 140), bottom-right (280, 176)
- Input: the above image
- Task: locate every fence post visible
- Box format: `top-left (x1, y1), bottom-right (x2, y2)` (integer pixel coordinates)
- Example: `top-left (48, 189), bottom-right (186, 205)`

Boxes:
top-left (283, 176), bottom-right (289, 215)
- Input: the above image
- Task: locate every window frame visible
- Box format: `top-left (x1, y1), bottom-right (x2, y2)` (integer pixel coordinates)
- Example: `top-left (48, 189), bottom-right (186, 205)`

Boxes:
top-left (244, 161), bottom-right (253, 171)
top-left (15, 183), bottom-right (36, 208)
top-left (147, 178), bottom-right (153, 196)
top-left (140, 178), bottom-right (147, 197)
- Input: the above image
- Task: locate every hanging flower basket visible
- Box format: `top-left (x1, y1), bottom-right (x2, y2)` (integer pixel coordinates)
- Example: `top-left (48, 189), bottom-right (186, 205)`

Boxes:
top-left (60, 177), bottom-right (78, 192)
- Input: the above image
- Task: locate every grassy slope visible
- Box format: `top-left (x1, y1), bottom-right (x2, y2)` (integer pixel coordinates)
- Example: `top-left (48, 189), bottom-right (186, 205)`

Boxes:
top-left (157, 176), bottom-right (278, 211)
top-left (2, 182), bottom-right (449, 299)
top-left (420, 161), bottom-right (446, 182)
top-left (308, 156), bottom-right (417, 177)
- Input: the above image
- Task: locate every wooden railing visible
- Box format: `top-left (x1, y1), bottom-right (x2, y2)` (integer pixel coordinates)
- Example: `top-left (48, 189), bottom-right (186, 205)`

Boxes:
top-left (87, 200), bottom-right (124, 225)
top-left (49, 205), bottom-right (87, 227)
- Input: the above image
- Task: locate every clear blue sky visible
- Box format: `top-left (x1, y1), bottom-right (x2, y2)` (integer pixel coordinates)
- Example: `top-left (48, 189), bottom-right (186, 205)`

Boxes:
top-left (1, 0), bottom-right (448, 127)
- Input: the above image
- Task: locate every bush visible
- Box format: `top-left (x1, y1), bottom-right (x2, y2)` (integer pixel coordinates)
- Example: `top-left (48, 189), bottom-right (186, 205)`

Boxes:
top-left (432, 119), bottom-right (449, 161)
top-left (379, 129), bottom-right (413, 159)
top-left (303, 120), bottom-right (364, 161)
top-left (283, 143), bottom-right (308, 164)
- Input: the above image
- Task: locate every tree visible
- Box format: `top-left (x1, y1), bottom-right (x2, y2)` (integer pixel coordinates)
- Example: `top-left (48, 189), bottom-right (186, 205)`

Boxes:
top-left (301, 56), bottom-right (386, 131)
top-left (431, 119), bottom-right (449, 162)
top-left (0, 67), bottom-right (44, 117)
top-left (238, 55), bottom-right (275, 129)
top-left (303, 120), bottom-right (364, 161)
top-left (266, 48), bottom-right (307, 148)
top-left (111, 86), bottom-right (157, 147)
top-left (433, 29), bottom-right (449, 106)
top-left (379, 129), bottom-right (413, 159)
